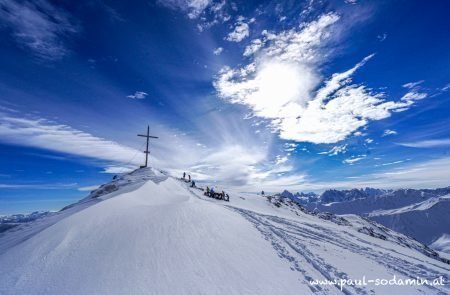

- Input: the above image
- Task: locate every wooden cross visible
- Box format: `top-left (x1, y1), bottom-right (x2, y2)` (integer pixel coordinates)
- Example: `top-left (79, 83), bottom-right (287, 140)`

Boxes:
top-left (137, 125), bottom-right (158, 168)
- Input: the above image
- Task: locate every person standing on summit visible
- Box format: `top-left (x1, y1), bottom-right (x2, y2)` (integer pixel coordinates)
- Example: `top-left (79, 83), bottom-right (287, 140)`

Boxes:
top-left (188, 175), bottom-right (191, 182)
top-left (183, 172), bottom-right (186, 179)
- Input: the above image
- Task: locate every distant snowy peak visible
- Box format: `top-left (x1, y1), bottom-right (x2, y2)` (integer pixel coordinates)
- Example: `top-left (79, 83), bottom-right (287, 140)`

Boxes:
top-left (0, 211), bottom-right (52, 223)
top-left (277, 190), bottom-right (319, 204)
top-left (279, 186), bottom-right (450, 206)
top-left (0, 211), bottom-right (54, 234)
top-left (320, 188), bottom-right (384, 203)
top-left (368, 195), bottom-right (450, 217)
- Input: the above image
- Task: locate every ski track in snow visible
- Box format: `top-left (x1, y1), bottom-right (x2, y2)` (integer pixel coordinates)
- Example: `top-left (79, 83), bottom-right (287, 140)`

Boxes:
top-left (186, 183), bottom-right (450, 294)
top-left (232, 207), bottom-right (450, 294)
top-left (232, 207), bottom-right (351, 294)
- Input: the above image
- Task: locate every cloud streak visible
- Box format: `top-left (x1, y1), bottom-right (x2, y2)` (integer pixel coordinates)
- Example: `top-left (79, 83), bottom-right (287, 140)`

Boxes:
top-left (263, 157), bottom-right (450, 192)
top-left (0, 112), bottom-right (141, 166)
top-left (398, 139), bottom-right (450, 148)
top-left (0, 0), bottom-right (79, 60)
top-left (0, 183), bottom-right (77, 189)
top-left (127, 91), bottom-right (148, 99)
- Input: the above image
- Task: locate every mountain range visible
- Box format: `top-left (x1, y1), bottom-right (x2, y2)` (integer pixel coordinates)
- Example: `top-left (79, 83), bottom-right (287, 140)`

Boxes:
top-left (278, 187), bottom-right (450, 254)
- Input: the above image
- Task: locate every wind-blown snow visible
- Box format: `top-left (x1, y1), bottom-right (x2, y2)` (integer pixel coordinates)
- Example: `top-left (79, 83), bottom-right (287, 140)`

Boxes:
top-left (0, 168), bottom-right (449, 294)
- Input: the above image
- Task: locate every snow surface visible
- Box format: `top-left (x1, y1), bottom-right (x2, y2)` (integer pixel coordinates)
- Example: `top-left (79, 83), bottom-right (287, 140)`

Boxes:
top-left (0, 168), bottom-right (449, 294)
top-left (431, 234), bottom-right (450, 256)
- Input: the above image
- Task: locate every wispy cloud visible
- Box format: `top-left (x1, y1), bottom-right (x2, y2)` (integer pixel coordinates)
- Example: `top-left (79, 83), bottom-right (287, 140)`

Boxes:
top-left (77, 185), bottom-right (100, 192)
top-left (402, 80), bottom-right (424, 89)
top-left (243, 39), bottom-right (263, 56)
top-left (226, 16), bottom-right (252, 42)
top-left (343, 155), bottom-right (366, 165)
top-left (127, 91), bottom-right (148, 99)
top-left (400, 91), bottom-right (427, 101)
top-left (0, 111), bottom-right (141, 166)
top-left (318, 144), bottom-right (347, 156)
top-left (214, 13), bottom-right (427, 144)
top-left (275, 157), bottom-right (450, 192)
top-left (0, 0), bottom-right (79, 60)
top-left (377, 33), bottom-right (387, 42)
top-left (213, 47), bottom-right (223, 55)
top-left (376, 160), bottom-right (406, 167)
top-left (101, 165), bottom-right (136, 174)
top-left (0, 183), bottom-right (77, 189)
top-left (398, 139), bottom-right (450, 148)
top-left (382, 129), bottom-right (397, 137)
top-left (158, 0), bottom-right (212, 19)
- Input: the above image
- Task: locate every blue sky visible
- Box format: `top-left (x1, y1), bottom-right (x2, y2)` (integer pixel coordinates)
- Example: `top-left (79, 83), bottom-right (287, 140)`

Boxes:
top-left (0, 0), bottom-right (449, 214)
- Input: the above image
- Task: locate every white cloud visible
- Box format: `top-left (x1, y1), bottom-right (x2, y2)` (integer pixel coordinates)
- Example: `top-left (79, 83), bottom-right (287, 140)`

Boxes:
top-left (379, 160), bottom-right (405, 166)
top-left (213, 47), bottom-right (223, 55)
top-left (275, 155), bottom-right (288, 165)
top-left (0, 183), bottom-right (77, 189)
top-left (318, 144), bottom-right (347, 156)
top-left (402, 80), bottom-right (424, 89)
top-left (127, 91), bottom-right (148, 99)
top-left (187, 145), bottom-right (268, 186)
top-left (195, 0), bottom-right (231, 32)
top-left (377, 33), bottom-right (387, 42)
top-left (301, 157), bottom-right (450, 191)
top-left (397, 138), bottom-right (450, 148)
top-left (0, 112), bottom-right (142, 166)
top-left (159, 0), bottom-right (212, 19)
top-left (284, 143), bottom-right (298, 152)
top-left (0, 0), bottom-right (79, 60)
top-left (102, 166), bottom-right (135, 174)
top-left (77, 185), bottom-right (100, 192)
top-left (215, 13), bottom-right (426, 144)
top-left (243, 39), bottom-right (262, 56)
top-left (226, 18), bottom-right (250, 42)
top-left (400, 91), bottom-right (427, 101)
top-left (382, 129), bottom-right (397, 137)
top-left (343, 155), bottom-right (366, 165)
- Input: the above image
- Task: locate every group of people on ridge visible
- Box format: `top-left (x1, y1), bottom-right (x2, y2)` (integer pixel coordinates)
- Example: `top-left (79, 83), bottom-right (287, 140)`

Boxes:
top-left (205, 186), bottom-right (229, 202)
top-left (181, 172), bottom-right (229, 202)
top-left (182, 172), bottom-right (196, 187)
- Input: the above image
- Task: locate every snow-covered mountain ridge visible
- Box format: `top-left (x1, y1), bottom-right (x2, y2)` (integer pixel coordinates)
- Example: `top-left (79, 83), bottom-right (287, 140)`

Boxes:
top-left (279, 187), bottom-right (450, 251)
top-left (0, 168), bottom-right (449, 294)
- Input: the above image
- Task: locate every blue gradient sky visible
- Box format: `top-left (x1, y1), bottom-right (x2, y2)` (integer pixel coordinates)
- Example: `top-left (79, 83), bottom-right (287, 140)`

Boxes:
top-left (0, 0), bottom-right (449, 214)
